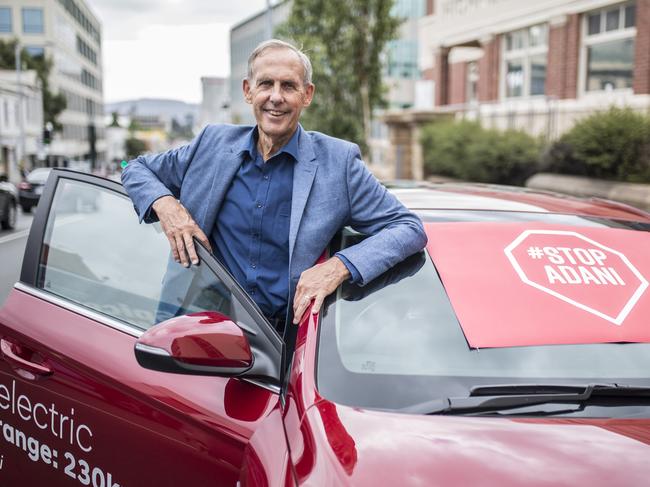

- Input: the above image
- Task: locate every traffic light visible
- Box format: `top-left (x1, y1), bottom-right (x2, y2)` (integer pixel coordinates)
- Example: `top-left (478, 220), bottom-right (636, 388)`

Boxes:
top-left (43, 122), bottom-right (53, 145)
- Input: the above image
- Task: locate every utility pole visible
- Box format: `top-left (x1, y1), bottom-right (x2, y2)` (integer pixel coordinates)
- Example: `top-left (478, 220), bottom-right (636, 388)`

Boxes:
top-left (14, 42), bottom-right (26, 175)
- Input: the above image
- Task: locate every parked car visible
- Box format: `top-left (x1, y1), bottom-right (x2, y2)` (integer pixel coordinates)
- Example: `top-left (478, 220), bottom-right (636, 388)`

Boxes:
top-left (18, 167), bottom-right (52, 213)
top-left (0, 174), bottom-right (17, 230)
top-left (0, 169), bottom-right (649, 486)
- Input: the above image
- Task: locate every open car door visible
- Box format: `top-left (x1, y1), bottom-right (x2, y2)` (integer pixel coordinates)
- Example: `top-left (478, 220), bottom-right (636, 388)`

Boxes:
top-left (0, 169), bottom-right (284, 486)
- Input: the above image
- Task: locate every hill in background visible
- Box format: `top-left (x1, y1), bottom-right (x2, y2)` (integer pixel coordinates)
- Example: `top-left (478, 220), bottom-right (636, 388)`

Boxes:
top-left (105, 98), bottom-right (200, 125)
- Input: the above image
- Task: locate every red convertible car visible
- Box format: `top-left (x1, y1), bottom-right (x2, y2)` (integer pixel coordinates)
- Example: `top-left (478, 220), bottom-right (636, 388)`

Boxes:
top-left (0, 169), bottom-right (649, 486)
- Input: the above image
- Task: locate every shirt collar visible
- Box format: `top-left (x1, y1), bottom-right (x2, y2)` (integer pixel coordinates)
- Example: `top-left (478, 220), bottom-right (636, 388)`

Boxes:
top-left (244, 125), bottom-right (302, 162)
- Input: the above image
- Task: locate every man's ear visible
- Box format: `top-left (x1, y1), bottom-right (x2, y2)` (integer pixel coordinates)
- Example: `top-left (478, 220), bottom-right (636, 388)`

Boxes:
top-left (303, 83), bottom-right (315, 107)
top-left (243, 78), bottom-right (253, 104)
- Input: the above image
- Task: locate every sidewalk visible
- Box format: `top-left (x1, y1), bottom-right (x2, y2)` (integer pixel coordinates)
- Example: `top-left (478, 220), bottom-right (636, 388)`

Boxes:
top-left (526, 173), bottom-right (650, 213)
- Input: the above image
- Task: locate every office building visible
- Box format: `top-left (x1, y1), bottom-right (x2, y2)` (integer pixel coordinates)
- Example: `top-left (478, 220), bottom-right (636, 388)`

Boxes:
top-left (0, 0), bottom-right (105, 168)
top-left (370, 0), bottom-right (427, 173)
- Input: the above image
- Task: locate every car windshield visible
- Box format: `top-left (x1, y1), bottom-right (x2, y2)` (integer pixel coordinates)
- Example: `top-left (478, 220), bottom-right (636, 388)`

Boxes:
top-left (317, 211), bottom-right (650, 417)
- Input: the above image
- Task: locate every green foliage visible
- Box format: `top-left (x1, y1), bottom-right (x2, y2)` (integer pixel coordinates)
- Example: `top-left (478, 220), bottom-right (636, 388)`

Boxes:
top-left (544, 107), bottom-right (650, 182)
top-left (125, 138), bottom-right (147, 159)
top-left (420, 120), bottom-right (542, 185)
top-left (277, 0), bottom-right (400, 153)
top-left (0, 38), bottom-right (67, 131)
top-left (109, 112), bottom-right (120, 128)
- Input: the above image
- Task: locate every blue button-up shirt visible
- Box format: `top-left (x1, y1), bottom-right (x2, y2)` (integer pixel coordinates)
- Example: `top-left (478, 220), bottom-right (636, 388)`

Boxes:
top-left (212, 127), bottom-right (298, 320)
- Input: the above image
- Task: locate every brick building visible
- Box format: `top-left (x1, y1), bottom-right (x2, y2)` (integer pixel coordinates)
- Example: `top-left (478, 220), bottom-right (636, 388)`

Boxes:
top-left (419, 0), bottom-right (649, 138)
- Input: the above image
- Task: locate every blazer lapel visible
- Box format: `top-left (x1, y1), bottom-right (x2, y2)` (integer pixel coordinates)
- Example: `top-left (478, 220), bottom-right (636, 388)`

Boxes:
top-left (289, 130), bottom-right (317, 260)
top-left (200, 149), bottom-right (245, 233)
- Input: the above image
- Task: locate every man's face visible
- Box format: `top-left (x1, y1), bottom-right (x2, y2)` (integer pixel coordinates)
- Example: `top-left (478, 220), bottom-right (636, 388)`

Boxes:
top-left (243, 48), bottom-right (314, 142)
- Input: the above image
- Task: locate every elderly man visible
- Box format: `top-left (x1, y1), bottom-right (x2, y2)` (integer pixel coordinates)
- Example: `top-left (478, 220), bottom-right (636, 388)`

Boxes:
top-left (121, 39), bottom-right (426, 329)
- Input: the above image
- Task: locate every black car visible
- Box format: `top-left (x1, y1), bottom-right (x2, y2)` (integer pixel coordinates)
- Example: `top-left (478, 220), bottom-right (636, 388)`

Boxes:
top-left (0, 175), bottom-right (17, 230)
top-left (18, 167), bottom-right (51, 212)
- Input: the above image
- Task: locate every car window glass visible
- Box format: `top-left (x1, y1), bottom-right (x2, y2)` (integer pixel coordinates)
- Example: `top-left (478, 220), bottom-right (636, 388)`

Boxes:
top-left (38, 178), bottom-right (256, 331)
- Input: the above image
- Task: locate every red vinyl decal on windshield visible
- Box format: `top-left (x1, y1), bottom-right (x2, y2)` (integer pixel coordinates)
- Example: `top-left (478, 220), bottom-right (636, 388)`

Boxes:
top-left (426, 223), bottom-right (650, 348)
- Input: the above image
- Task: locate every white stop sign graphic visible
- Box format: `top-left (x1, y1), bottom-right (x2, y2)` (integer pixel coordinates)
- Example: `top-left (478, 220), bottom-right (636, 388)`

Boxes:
top-left (504, 230), bottom-right (648, 325)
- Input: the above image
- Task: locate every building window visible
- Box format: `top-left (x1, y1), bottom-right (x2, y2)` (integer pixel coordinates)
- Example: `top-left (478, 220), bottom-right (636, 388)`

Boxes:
top-left (57, 0), bottom-right (100, 44)
top-left (81, 69), bottom-right (101, 91)
top-left (0, 8), bottom-right (12, 33)
top-left (583, 2), bottom-right (636, 92)
top-left (25, 46), bottom-right (44, 59)
top-left (76, 35), bottom-right (97, 65)
top-left (22, 8), bottom-right (44, 34)
top-left (466, 61), bottom-right (479, 103)
top-left (391, 0), bottom-right (425, 18)
top-left (386, 40), bottom-right (419, 79)
top-left (502, 23), bottom-right (548, 98)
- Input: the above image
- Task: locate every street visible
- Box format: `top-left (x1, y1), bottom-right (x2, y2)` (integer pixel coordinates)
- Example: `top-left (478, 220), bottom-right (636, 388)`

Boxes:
top-left (0, 208), bottom-right (34, 306)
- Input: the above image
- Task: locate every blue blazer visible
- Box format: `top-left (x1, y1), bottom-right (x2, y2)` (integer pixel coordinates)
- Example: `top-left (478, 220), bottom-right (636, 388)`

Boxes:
top-left (121, 124), bottom-right (427, 299)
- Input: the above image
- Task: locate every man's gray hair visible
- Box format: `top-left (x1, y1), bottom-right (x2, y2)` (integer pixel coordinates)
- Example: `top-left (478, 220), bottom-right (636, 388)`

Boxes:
top-left (247, 39), bottom-right (313, 86)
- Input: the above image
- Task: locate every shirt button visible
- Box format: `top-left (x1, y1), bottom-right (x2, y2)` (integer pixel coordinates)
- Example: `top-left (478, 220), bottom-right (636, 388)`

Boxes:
top-left (251, 263), bottom-right (257, 268)
top-left (256, 203), bottom-right (263, 208)
top-left (263, 175), bottom-right (269, 180)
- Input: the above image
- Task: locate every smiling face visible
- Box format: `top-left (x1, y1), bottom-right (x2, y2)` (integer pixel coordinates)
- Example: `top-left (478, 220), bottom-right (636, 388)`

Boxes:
top-left (243, 47), bottom-right (314, 150)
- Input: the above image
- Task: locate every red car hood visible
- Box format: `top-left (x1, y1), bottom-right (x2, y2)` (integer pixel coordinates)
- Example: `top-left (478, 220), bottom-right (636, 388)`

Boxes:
top-left (294, 400), bottom-right (650, 486)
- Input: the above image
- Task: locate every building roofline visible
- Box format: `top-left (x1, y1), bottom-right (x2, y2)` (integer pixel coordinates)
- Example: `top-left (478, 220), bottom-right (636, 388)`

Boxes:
top-left (230, 0), bottom-right (289, 33)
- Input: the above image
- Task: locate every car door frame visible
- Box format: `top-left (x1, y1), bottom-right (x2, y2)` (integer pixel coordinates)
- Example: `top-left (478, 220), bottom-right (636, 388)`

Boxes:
top-left (18, 168), bottom-right (284, 389)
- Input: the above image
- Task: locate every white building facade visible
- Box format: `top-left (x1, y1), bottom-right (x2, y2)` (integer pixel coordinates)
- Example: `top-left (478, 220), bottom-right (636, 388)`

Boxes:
top-left (0, 69), bottom-right (42, 182)
top-left (198, 76), bottom-right (229, 128)
top-left (0, 0), bottom-right (105, 169)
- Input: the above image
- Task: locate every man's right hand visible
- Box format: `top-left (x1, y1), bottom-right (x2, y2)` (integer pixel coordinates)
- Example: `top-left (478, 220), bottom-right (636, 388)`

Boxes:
top-left (152, 196), bottom-right (212, 267)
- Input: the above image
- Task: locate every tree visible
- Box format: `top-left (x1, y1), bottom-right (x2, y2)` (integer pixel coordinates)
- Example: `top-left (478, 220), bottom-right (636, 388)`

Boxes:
top-left (125, 117), bottom-right (147, 159)
top-left (125, 137), bottom-right (147, 159)
top-left (0, 38), bottom-right (67, 132)
top-left (278, 0), bottom-right (400, 154)
top-left (109, 111), bottom-right (120, 128)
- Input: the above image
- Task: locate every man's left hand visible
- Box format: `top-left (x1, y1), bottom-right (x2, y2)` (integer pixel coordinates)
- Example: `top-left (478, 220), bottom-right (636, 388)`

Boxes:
top-left (293, 257), bottom-right (351, 324)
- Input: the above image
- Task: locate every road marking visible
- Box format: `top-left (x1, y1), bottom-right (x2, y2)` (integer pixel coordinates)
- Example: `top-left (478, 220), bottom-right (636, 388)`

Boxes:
top-left (0, 229), bottom-right (30, 244)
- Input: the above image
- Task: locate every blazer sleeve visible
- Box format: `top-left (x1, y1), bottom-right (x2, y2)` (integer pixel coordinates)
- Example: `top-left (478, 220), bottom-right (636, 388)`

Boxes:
top-left (335, 144), bottom-right (428, 285)
top-left (121, 126), bottom-right (208, 223)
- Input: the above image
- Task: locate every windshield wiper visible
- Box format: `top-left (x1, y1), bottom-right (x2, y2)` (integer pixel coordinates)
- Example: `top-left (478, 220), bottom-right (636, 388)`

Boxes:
top-left (410, 383), bottom-right (650, 415)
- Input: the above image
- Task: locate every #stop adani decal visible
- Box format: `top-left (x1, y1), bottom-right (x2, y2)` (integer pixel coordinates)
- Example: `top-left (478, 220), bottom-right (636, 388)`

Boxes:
top-left (426, 223), bottom-right (650, 348)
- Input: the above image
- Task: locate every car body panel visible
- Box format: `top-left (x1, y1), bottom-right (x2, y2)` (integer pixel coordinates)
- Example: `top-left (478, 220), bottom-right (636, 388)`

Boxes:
top-left (284, 286), bottom-right (650, 486)
top-left (0, 287), bottom-right (279, 486)
top-left (294, 401), bottom-right (650, 486)
top-left (390, 183), bottom-right (650, 222)
top-left (239, 403), bottom-right (294, 487)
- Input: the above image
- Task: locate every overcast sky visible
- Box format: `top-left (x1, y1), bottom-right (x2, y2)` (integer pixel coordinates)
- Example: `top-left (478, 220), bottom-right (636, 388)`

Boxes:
top-left (90, 1), bottom-right (272, 104)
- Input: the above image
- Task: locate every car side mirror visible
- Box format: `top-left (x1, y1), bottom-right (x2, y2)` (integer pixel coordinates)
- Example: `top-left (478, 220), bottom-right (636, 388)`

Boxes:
top-left (134, 312), bottom-right (254, 376)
